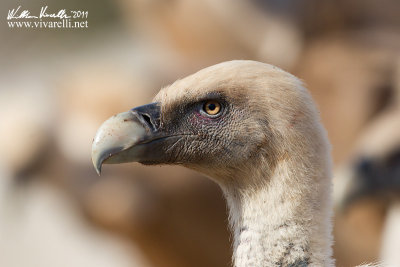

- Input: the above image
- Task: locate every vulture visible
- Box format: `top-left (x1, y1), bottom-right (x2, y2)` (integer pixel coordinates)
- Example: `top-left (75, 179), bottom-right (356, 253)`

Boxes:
top-left (92, 60), bottom-right (348, 266)
top-left (334, 64), bottom-right (400, 266)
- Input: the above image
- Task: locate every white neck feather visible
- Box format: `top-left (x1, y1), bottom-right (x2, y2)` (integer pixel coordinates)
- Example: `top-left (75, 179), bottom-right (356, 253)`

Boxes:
top-left (220, 156), bottom-right (334, 267)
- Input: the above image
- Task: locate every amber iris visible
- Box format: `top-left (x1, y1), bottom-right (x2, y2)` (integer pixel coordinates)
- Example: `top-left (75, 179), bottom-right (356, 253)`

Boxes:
top-left (204, 101), bottom-right (221, 115)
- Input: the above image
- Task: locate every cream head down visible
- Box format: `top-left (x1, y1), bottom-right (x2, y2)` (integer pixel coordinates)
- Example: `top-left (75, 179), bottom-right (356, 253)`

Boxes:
top-left (92, 61), bottom-right (334, 267)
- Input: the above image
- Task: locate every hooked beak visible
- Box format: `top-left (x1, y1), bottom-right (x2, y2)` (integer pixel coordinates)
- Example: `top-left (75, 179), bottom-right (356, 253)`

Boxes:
top-left (91, 103), bottom-right (165, 175)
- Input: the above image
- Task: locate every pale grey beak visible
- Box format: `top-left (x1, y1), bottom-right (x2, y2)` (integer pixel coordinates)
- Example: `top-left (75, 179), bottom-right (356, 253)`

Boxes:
top-left (91, 111), bottom-right (146, 175)
top-left (91, 103), bottom-right (164, 175)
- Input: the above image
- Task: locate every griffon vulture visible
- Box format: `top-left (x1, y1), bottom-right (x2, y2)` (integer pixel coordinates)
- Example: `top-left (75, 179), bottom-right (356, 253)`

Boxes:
top-left (92, 60), bottom-right (337, 266)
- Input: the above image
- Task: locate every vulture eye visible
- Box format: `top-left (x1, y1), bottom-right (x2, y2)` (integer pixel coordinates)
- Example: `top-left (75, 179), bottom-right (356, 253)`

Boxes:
top-left (203, 100), bottom-right (222, 116)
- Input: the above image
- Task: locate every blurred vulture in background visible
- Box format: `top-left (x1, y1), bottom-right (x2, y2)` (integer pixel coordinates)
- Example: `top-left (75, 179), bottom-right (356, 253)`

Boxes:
top-left (334, 60), bottom-right (400, 266)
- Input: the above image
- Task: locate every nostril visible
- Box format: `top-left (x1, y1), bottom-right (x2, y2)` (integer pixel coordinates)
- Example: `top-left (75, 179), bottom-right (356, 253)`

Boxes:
top-left (131, 103), bottom-right (161, 132)
top-left (141, 113), bottom-right (156, 131)
top-left (142, 114), bottom-right (152, 126)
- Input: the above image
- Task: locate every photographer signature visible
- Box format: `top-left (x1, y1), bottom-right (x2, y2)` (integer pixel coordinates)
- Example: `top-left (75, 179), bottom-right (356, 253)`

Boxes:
top-left (7, 6), bottom-right (71, 20)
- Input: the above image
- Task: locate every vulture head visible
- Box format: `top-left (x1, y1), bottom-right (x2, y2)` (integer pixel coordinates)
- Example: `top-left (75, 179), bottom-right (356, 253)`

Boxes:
top-left (92, 60), bottom-right (333, 266)
top-left (92, 60), bottom-right (326, 188)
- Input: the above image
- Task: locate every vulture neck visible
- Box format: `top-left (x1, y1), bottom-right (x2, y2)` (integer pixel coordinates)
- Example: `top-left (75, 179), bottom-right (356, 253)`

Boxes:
top-left (219, 156), bottom-right (334, 267)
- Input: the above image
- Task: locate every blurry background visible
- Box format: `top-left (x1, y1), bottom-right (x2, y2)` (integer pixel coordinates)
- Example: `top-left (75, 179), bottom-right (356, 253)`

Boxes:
top-left (0, 0), bottom-right (399, 266)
